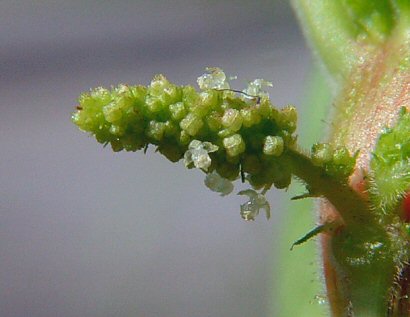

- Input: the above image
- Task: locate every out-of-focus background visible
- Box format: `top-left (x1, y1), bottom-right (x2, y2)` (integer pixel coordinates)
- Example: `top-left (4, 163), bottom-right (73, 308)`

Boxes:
top-left (0, 1), bottom-right (314, 316)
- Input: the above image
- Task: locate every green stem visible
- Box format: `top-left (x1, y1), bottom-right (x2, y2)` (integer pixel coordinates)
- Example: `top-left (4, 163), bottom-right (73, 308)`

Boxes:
top-left (291, 0), bottom-right (361, 80)
top-left (290, 2), bottom-right (410, 315)
top-left (285, 149), bottom-right (372, 231)
top-left (285, 150), bottom-right (396, 316)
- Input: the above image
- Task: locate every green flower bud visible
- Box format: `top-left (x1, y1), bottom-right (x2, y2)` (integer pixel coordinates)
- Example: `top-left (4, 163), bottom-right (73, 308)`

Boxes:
top-left (164, 121), bottom-right (178, 137)
top-left (216, 161), bottom-right (239, 181)
top-left (169, 102), bottom-right (187, 121)
top-left (148, 74), bottom-right (171, 97)
top-left (128, 85), bottom-right (147, 105)
top-left (263, 136), bottom-right (284, 156)
top-left (242, 154), bottom-right (262, 174)
top-left (257, 98), bottom-right (273, 118)
top-left (206, 111), bottom-right (223, 131)
top-left (332, 147), bottom-right (355, 174)
top-left (218, 128), bottom-right (235, 138)
top-left (223, 134), bottom-right (246, 157)
top-left (109, 124), bottom-right (125, 136)
top-left (179, 130), bottom-right (191, 145)
top-left (311, 143), bottom-right (333, 166)
top-left (247, 173), bottom-right (266, 189)
top-left (311, 143), bottom-right (355, 180)
top-left (145, 96), bottom-right (164, 113)
top-left (91, 86), bottom-right (111, 102)
top-left (264, 160), bottom-right (292, 189)
top-left (110, 139), bottom-right (124, 152)
top-left (278, 106), bottom-right (297, 133)
top-left (240, 107), bottom-right (261, 127)
top-left (158, 143), bottom-right (183, 162)
top-left (120, 134), bottom-right (145, 152)
top-left (160, 85), bottom-right (182, 105)
top-left (103, 102), bottom-right (122, 123)
top-left (182, 85), bottom-right (200, 105)
top-left (194, 91), bottom-right (220, 117)
top-left (147, 121), bottom-right (167, 141)
top-left (222, 109), bottom-right (243, 132)
top-left (180, 113), bottom-right (204, 136)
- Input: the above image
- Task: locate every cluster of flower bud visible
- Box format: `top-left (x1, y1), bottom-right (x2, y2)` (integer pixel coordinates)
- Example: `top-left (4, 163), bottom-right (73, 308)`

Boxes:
top-left (310, 143), bottom-right (356, 180)
top-left (72, 68), bottom-right (297, 192)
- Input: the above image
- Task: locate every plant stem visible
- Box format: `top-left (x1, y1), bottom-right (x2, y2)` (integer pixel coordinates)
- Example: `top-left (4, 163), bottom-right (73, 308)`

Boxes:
top-left (291, 0), bottom-right (361, 81)
top-left (291, 1), bottom-right (410, 315)
top-left (285, 149), bottom-right (372, 231)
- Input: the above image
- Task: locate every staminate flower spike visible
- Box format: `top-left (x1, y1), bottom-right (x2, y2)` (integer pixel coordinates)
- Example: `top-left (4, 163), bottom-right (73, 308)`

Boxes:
top-left (184, 140), bottom-right (218, 171)
top-left (204, 171), bottom-right (234, 196)
top-left (237, 189), bottom-right (271, 221)
top-left (73, 68), bottom-right (363, 223)
top-left (197, 67), bottom-right (231, 90)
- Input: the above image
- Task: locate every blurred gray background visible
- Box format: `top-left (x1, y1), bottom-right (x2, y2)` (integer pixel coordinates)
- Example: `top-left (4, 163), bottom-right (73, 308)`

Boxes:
top-left (0, 1), bottom-right (312, 316)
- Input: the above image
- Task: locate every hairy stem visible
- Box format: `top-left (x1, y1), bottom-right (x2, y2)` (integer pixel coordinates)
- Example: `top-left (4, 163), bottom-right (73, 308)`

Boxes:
top-left (291, 1), bottom-right (410, 316)
top-left (322, 19), bottom-right (410, 317)
top-left (285, 149), bottom-right (372, 230)
top-left (291, 0), bottom-right (361, 81)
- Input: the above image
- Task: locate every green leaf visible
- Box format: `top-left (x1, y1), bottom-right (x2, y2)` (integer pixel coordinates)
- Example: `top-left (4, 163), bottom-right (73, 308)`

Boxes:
top-left (341, 0), bottom-right (395, 42)
top-left (370, 108), bottom-right (410, 214)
